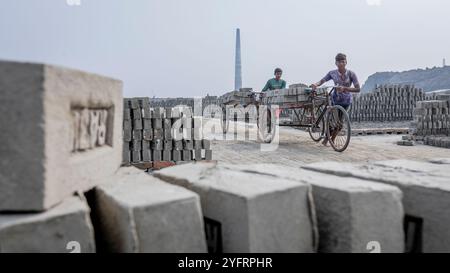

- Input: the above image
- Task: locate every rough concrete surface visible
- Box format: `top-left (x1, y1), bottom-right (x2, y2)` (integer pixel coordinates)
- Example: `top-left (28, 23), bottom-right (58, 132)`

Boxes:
top-left (228, 164), bottom-right (404, 253)
top-left (0, 196), bottom-right (95, 253)
top-left (303, 159), bottom-right (450, 252)
top-left (94, 166), bottom-right (207, 253)
top-left (154, 162), bottom-right (314, 253)
top-left (0, 60), bottom-right (123, 211)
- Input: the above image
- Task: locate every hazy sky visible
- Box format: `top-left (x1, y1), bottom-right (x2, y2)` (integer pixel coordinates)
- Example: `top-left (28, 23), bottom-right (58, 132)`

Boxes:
top-left (1, 0), bottom-right (449, 97)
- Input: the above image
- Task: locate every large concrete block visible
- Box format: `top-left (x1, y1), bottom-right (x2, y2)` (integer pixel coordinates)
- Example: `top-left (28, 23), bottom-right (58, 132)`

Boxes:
top-left (304, 159), bottom-right (450, 253)
top-left (94, 167), bottom-right (207, 253)
top-left (0, 61), bottom-right (123, 211)
top-left (0, 196), bottom-right (95, 253)
top-left (154, 162), bottom-right (314, 253)
top-left (229, 164), bottom-right (404, 253)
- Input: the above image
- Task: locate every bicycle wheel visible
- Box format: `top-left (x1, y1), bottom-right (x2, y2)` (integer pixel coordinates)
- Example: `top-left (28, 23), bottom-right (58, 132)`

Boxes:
top-left (308, 105), bottom-right (326, 142)
top-left (326, 105), bottom-right (351, 152)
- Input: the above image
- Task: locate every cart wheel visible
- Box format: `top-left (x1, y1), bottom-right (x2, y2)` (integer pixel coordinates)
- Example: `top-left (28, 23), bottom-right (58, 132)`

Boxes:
top-left (258, 107), bottom-right (276, 143)
top-left (221, 117), bottom-right (229, 134)
top-left (221, 106), bottom-right (229, 134)
top-left (326, 105), bottom-right (351, 152)
top-left (309, 105), bottom-right (325, 142)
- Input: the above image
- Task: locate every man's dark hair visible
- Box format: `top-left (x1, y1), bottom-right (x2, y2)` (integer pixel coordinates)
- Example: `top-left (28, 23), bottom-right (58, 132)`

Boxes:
top-left (274, 68), bottom-right (283, 74)
top-left (335, 53), bottom-right (347, 62)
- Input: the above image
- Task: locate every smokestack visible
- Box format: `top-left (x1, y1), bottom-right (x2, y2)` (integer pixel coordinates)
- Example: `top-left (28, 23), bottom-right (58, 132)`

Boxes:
top-left (444, 58), bottom-right (446, 67)
top-left (234, 28), bottom-right (242, 91)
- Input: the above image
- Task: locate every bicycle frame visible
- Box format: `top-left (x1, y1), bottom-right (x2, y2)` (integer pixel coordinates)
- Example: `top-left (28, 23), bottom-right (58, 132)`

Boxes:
top-left (310, 87), bottom-right (336, 129)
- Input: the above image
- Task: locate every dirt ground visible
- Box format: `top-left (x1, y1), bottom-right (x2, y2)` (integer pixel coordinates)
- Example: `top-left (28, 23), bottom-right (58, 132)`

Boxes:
top-left (207, 120), bottom-right (450, 167)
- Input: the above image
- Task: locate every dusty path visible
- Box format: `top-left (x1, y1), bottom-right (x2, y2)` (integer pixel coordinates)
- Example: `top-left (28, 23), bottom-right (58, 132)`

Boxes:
top-left (207, 120), bottom-right (450, 167)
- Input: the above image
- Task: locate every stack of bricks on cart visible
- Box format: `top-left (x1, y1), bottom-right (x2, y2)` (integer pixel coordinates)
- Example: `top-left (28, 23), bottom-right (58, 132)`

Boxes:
top-left (349, 84), bottom-right (431, 122)
top-left (261, 86), bottom-right (328, 105)
top-left (122, 97), bottom-right (213, 167)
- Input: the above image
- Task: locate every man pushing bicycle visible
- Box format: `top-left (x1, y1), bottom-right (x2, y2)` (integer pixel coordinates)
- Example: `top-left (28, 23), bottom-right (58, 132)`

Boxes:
top-left (310, 53), bottom-right (360, 146)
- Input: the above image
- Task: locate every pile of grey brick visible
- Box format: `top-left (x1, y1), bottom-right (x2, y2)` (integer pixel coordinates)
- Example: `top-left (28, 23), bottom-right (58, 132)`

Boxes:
top-left (123, 97), bottom-right (213, 165)
top-left (262, 86), bottom-right (328, 105)
top-left (0, 60), bottom-right (124, 252)
top-left (396, 134), bottom-right (450, 149)
top-left (349, 84), bottom-right (432, 122)
top-left (289, 83), bottom-right (308, 88)
top-left (413, 99), bottom-right (450, 136)
top-left (354, 128), bottom-right (410, 137)
top-left (397, 139), bottom-right (415, 146)
top-left (218, 88), bottom-right (255, 105)
top-left (410, 95), bottom-right (450, 148)
top-left (304, 159), bottom-right (450, 252)
top-left (423, 135), bottom-right (450, 148)
top-left (148, 95), bottom-right (220, 112)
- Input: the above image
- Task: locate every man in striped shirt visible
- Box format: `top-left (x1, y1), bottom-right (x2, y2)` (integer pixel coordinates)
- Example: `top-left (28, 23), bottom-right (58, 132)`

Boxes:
top-left (310, 53), bottom-right (360, 145)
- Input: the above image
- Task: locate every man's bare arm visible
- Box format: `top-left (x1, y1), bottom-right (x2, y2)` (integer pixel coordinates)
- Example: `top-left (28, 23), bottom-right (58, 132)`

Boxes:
top-left (344, 83), bottom-right (360, 93)
top-left (311, 79), bottom-right (326, 89)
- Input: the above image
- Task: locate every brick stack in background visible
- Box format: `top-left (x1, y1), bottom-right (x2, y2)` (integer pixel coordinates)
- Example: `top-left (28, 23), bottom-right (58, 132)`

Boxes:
top-left (262, 87), bottom-right (328, 105)
top-left (411, 96), bottom-right (450, 149)
top-left (148, 97), bottom-right (195, 108)
top-left (147, 95), bottom-right (220, 112)
top-left (349, 84), bottom-right (430, 122)
top-left (218, 88), bottom-right (255, 105)
top-left (122, 98), bottom-right (213, 167)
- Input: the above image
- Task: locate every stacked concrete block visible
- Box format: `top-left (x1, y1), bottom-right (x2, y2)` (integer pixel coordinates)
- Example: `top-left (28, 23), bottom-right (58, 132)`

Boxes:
top-left (0, 60), bottom-right (126, 252)
top-left (0, 60), bottom-right (123, 211)
top-left (218, 89), bottom-right (255, 105)
top-left (148, 97), bottom-right (195, 109)
top-left (397, 140), bottom-right (415, 146)
top-left (93, 167), bottom-right (207, 253)
top-left (407, 92), bottom-right (450, 148)
top-left (147, 95), bottom-right (220, 112)
top-left (229, 164), bottom-right (404, 253)
top-left (413, 99), bottom-right (450, 138)
top-left (304, 159), bottom-right (450, 252)
top-left (262, 87), bottom-right (328, 105)
top-left (289, 83), bottom-right (308, 88)
top-left (423, 136), bottom-right (450, 148)
top-left (154, 162), bottom-right (314, 253)
top-left (351, 127), bottom-right (410, 136)
top-left (0, 61), bottom-right (214, 253)
top-left (349, 84), bottom-right (428, 122)
top-left (123, 98), bottom-right (213, 165)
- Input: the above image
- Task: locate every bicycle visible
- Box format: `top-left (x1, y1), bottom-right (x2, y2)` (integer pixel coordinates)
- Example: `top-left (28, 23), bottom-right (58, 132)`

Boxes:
top-left (306, 87), bottom-right (351, 152)
top-left (220, 86), bottom-right (352, 152)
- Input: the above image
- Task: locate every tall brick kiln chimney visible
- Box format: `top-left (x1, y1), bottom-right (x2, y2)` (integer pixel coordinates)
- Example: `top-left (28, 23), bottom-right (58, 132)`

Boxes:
top-left (234, 28), bottom-right (242, 91)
